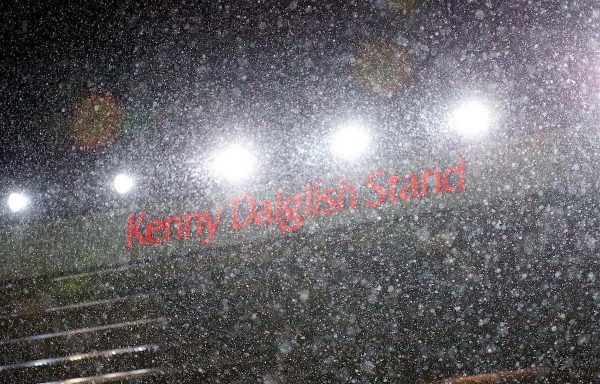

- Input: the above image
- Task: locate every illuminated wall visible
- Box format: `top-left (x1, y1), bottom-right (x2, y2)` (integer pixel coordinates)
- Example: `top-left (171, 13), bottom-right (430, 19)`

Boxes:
top-left (0, 130), bottom-right (596, 280)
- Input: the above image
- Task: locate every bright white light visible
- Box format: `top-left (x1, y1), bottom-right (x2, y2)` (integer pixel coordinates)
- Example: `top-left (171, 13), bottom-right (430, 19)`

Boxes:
top-left (330, 122), bottom-right (371, 160)
top-left (114, 174), bottom-right (134, 194)
top-left (211, 144), bottom-right (257, 183)
top-left (7, 192), bottom-right (29, 213)
top-left (451, 100), bottom-right (491, 139)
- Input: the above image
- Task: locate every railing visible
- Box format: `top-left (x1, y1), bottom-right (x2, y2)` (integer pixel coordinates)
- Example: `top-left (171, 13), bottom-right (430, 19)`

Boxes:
top-left (1, 191), bottom-right (599, 382)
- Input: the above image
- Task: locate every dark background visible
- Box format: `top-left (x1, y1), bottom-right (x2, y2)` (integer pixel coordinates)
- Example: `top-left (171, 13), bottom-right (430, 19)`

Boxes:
top-left (0, 0), bottom-right (597, 215)
top-left (2, 2), bottom-right (600, 382)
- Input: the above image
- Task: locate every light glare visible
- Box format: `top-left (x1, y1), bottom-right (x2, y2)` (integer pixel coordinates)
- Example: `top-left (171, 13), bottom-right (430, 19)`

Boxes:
top-left (330, 123), bottom-right (371, 160)
top-left (212, 144), bottom-right (256, 183)
top-left (451, 101), bottom-right (490, 139)
top-left (7, 192), bottom-right (29, 213)
top-left (114, 174), bottom-right (134, 194)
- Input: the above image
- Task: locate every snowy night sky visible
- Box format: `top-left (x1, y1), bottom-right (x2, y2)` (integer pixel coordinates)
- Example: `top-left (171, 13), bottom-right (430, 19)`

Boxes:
top-left (1, 1), bottom-right (598, 217)
top-left (2, 2), bottom-right (600, 383)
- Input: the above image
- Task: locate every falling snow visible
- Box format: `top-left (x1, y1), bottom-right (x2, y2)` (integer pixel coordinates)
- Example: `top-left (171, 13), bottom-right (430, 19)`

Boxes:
top-left (1, 1), bottom-right (600, 383)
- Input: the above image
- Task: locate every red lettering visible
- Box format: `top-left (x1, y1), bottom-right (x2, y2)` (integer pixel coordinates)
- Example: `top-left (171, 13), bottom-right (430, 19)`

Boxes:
top-left (164, 215), bottom-right (183, 241)
top-left (184, 211), bottom-right (203, 237)
top-left (442, 155), bottom-right (465, 192)
top-left (312, 183), bottom-right (320, 215)
top-left (275, 188), bottom-right (282, 223)
top-left (337, 178), bottom-right (356, 211)
top-left (388, 173), bottom-right (401, 203)
top-left (124, 156), bottom-right (466, 248)
top-left (399, 174), bottom-right (419, 200)
top-left (145, 218), bottom-right (164, 244)
top-left (201, 209), bottom-right (222, 244)
top-left (254, 199), bottom-right (273, 225)
top-left (232, 194), bottom-right (256, 229)
top-left (278, 193), bottom-right (303, 232)
top-left (421, 169), bottom-right (442, 197)
top-left (319, 188), bottom-right (337, 214)
top-left (365, 170), bottom-right (386, 207)
top-left (126, 212), bottom-right (146, 247)
top-left (304, 183), bottom-right (312, 217)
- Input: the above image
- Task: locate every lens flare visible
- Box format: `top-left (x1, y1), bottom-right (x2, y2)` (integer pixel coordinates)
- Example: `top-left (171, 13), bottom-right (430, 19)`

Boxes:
top-left (450, 100), bottom-right (491, 139)
top-left (211, 144), bottom-right (257, 183)
top-left (114, 174), bottom-right (134, 195)
top-left (71, 93), bottom-right (122, 149)
top-left (390, 0), bottom-right (419, 14)
top-left (7, 192), bottom-right (29, 213)
top-left (352, 44), bottom-right (413, 93)
top-left (330, 122), bottom-right (371, 161)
